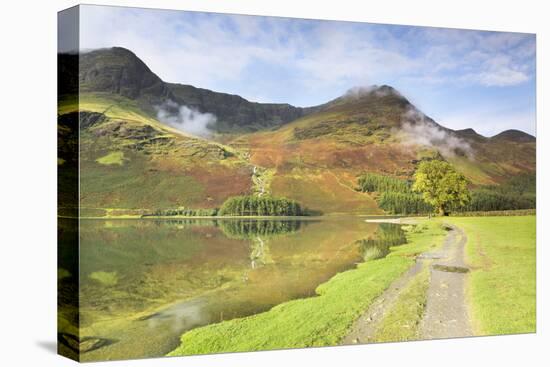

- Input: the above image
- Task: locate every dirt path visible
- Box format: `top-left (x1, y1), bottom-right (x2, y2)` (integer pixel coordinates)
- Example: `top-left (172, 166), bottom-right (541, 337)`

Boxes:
top-left (342, 224), bottom-right (472, 344)
top-left (419, 225), bottom-right (472, 339)
top-left (341, 256), bottom-right (427, 344)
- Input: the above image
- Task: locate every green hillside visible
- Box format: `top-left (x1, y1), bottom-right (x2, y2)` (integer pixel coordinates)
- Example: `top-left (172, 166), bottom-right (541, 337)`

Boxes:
top-left (58, 93), bottom-right (254, 217)
top-left (58, 47), bottom-right (536, 217)
top-left (231, 87), bottom-right (535, 214)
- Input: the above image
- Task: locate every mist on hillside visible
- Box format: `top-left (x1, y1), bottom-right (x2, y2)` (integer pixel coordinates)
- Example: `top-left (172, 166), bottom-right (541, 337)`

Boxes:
top-left (155, 100), bottom-right (217, 138)
top-left (399, 107), bottom-right (473, 159)
top-left (343, 85), bottom-right (402, 100)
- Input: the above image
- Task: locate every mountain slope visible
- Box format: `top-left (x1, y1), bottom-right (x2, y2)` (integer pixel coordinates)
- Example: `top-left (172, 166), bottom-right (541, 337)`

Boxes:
top-left (75, 47), bottom-right (319, 133)
top-left (168, 83), bottom-right (319, 132)
top-left (228, 86), bottom-right (535, 213)
top-left (59, 47), bottom-right (535, 215)
top-left (490, 129), bottom-right (536, 143)
top-left (228, 86), bottom-right (422, 214)
top-left (58, 94), bottom-right (255, 217)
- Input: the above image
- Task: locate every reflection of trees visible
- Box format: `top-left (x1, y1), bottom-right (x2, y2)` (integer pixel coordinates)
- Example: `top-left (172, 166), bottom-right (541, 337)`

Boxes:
top-left (152, 219), bottom-right (218, 227)
top-left (357, 223), bottom-right (407, 261)
top-left (151, 219), bottom-right (303, 241)
top-left (152, 219), bottom-right (303, 272)
top-left (218, 219), bottom-right (303, 275)
top-left (219, 219), bottom-right (302, 240)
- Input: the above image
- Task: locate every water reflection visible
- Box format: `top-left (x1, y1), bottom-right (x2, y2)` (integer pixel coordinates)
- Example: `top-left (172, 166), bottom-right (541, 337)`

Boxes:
top-left (58, 217), bottom-right (404, 361)
top-left (149, 219), bottom-right (307, 270)
top-left (357, 223), bottom-right (407, 261)
top-left (219, 219), bottom-right (304, 239)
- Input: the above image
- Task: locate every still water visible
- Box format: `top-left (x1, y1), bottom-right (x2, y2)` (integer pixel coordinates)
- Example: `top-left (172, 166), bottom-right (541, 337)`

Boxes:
top-left (58, 217), bottom-right (405, 361)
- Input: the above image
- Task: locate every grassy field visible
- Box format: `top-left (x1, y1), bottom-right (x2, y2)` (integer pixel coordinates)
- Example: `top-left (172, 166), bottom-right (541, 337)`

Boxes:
top-left (168, 221), bottom-right (446, 356)
top-left (445, 216), bottom-right (536, 335)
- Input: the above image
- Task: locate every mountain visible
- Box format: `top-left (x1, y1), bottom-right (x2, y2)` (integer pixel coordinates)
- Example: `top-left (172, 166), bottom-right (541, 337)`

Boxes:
top-left (228, 85), bottom-right (535, 213)
top-left (79, 47), bottom-right (171, 102)
top-left (58, 47), bottom-right (536, 216)
top-left (491, 129), bottom-right (536, 143)
top-left (167, 83), bottom-right (319, 132)
top-left (455, 128), bottom-right (487, 142)
top-left (58, 48), bottom-right (258, 216)
top-left (75, 47), bottom-right (318, 132)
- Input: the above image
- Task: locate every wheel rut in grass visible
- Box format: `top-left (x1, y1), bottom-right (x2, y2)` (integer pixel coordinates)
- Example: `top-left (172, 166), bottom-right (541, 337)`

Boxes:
top-left (341, 252), bottom-right (428, 345)
top-left (419, 224), bottom-right (472, 339)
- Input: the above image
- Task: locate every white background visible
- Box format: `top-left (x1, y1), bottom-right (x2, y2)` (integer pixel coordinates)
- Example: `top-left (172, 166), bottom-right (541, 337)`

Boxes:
top-left (0, 0), bottom-right (547, 366)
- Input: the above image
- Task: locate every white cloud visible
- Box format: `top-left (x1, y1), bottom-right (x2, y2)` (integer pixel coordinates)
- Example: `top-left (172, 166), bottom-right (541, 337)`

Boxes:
top-left (475, 68), bottom-right (529, 87)
top-left (78, 5), bottom-right (535, 98)
top-left (74, 2), bottom-right (537, 137)
top-left (155, 100), bottom-right (217, 138)
top-left (398, 107), bottom-right (474, 159)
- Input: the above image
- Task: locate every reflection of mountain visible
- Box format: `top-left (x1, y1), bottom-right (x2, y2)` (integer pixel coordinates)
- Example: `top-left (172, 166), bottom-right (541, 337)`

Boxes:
top-left (64, 217), bottom-right (377, 361)
top-left (59, 47), bottom-right (536, 215)
top-left (152, 219), bottom-right (304, 269)
top-left (153, 219), bottom-right (305, 268)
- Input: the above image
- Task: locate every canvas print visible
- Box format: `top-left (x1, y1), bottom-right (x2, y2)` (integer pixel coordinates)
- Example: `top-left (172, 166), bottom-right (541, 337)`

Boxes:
top-left (57, 4), bottom-right (536, 362)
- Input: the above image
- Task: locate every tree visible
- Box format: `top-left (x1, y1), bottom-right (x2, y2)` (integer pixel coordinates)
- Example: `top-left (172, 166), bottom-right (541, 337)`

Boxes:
top-left (412, 160), bottom-right (470, 216)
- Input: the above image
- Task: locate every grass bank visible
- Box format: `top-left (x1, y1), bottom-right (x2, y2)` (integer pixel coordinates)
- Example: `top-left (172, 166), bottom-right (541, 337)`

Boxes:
top-left (450, 209), bottom-right (536, 217)
top-left (168, 220), bottom-right (446, 356)
top-left (445, 216), bottom-right (536, 335)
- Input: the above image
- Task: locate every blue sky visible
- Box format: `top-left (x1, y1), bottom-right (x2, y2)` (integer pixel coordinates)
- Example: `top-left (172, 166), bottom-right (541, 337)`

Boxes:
top-left (79, 5), bottom-right (536, 136)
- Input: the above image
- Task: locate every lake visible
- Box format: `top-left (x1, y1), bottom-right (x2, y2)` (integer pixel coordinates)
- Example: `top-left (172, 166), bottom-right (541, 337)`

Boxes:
top-left (58, 217), bottom-right (405, 361)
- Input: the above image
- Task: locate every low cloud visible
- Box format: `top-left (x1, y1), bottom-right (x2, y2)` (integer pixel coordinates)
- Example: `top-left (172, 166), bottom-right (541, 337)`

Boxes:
top-left (155, 100), bottom-right (217, 138)
top-left (343, 85), bottom-right (402, 100)
top-left (399, 107), bottom-right (473, 159)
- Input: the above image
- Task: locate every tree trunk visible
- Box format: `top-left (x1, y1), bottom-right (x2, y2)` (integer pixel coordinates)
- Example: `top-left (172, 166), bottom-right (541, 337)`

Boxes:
top-left (438, 206), bottom-right (446, 216)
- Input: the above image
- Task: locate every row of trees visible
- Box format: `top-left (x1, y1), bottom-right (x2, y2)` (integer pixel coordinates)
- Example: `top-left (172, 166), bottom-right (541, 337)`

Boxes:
top-left (218, 195), bottom-right (304, 216)
top-left (377, 192), bottom-right (434, 215)
top-left (453, 174), bottom-right (535, 212)
top-left (357, 172), bottom-right (434, 214)
top-left (357, 173), bottom-right (410, 193)
top-left (357, 161), bottom-right (472, 216)
top-left (143, 207), bottom-right (219, 217)
top-left (365, 161), bottom-right (534, 215)
top-left (456, 190), bottom-right (535, 212)
top-left (142, 196), bottom-right (305, 218)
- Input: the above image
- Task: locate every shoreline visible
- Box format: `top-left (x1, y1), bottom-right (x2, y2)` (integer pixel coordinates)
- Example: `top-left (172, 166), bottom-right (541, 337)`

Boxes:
top-left (58, 214), bottom-right (408, 220)
top-left (365, 217), bottom-right (427, 224)
top-left (167, 219), bottom-right (448, 356)
top-left (59, 209), bottom-right (535, 221)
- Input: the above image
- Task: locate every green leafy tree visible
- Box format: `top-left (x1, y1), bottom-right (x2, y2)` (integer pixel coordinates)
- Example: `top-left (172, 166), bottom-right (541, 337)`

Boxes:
top-left (412, 160), bottom-right (470, 216)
